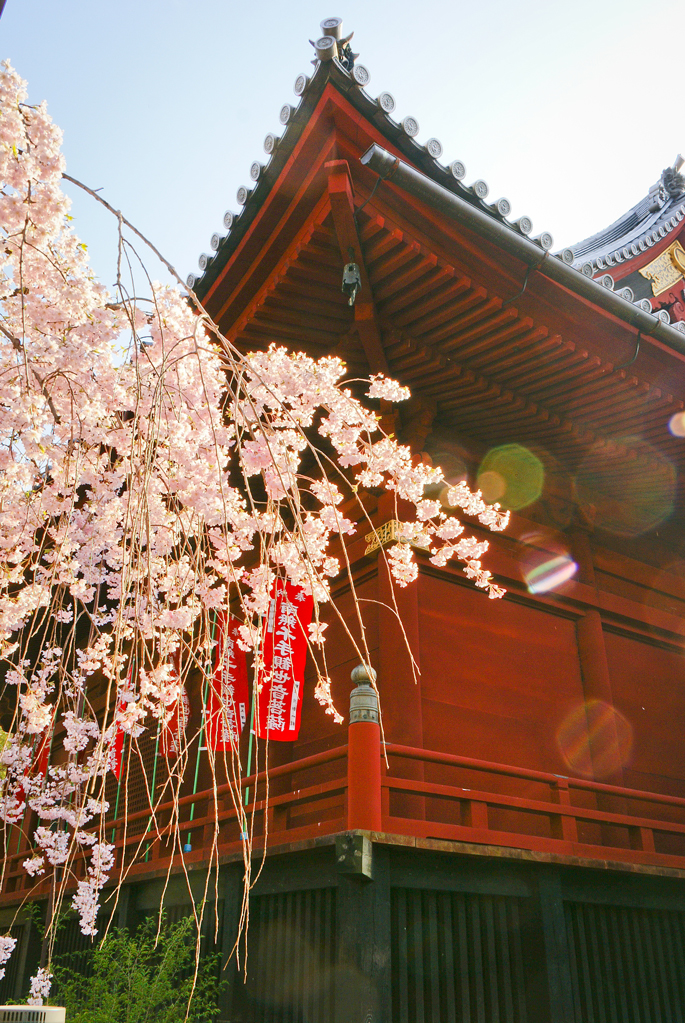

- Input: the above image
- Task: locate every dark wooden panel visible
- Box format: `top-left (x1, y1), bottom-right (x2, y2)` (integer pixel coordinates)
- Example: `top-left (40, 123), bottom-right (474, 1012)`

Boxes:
top-left (565, 900), bottom-right (685, 1022)
top-left (0, 923), bottom-right (25, 1002)
top-left (230, 887), bottom-right (337, 1022)
top-left (390, 887), bottom-right (530, 1023)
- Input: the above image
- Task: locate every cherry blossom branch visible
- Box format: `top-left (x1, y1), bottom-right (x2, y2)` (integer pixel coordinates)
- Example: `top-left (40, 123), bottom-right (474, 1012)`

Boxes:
top-left (0, 322), bottom-right (61, 423)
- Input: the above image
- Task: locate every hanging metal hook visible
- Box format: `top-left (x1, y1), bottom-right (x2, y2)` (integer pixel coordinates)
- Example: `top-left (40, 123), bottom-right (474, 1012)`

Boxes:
top-left (502, 252), bottom-right (549, 309)
top-left (614, 331), bottom-right (641, 370)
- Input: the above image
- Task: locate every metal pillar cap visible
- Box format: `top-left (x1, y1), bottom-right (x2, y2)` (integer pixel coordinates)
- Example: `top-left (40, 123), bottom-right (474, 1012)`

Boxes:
top-left (350, 664), bottom-right (379, 723)
top-left (351, 663), bottom-right (377, 686)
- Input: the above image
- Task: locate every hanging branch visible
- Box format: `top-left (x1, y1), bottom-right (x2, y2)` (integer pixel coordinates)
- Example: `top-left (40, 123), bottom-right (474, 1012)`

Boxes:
top-left (0, 59), bottom-right (509, 1006)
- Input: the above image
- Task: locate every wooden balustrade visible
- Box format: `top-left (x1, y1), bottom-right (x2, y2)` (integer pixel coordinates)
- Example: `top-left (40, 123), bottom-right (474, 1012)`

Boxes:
top-left (4, 734), bottom-right (685, 904)
top-left (381, 742), bottom-right (685, 867)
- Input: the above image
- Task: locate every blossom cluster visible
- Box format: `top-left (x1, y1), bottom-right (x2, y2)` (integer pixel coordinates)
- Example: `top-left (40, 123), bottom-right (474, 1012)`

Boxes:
top-left (0, 59), bottom-right (509, 963)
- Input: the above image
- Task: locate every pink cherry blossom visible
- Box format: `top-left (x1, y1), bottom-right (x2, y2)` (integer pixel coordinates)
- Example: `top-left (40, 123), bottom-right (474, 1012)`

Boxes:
top-left (0, 60), bottom-right (508, 968)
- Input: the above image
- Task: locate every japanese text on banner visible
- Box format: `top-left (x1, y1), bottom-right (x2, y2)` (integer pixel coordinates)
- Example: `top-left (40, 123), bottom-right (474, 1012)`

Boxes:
top-left (257, 581), bottom-right (313, 742)
top-left (111, 660), bottom-right (134, 781)
top-left (206, 613), bottom-right (249, 751)
top-left (160, 650), bottom-right (191, 760)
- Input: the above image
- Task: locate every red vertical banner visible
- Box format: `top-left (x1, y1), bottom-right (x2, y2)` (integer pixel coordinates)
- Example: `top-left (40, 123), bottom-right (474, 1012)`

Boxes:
top-left (111, 700), bottom-right (126, 781)
top-left (111, 659), bottom-right (134, 781)
top-left (257, 581), bottom-right (313, 742)
top-left (17, 723), bottom-right (53, 806)
top-left (33, 728), bottom-right (51, 779)
top-left (205, 613), bottom-right (249, 752)
top-left (160, 649), bottom-right (191, 760)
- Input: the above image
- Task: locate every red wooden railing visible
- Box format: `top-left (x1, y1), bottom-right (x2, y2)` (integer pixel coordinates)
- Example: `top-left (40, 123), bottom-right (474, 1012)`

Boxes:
top-left (380, 742), bottom-right (685, 868)
top-left (3, 722), bottom-right (685, 902)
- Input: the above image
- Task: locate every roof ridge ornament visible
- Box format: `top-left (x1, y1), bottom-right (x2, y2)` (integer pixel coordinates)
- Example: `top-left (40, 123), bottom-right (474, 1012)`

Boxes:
top-left (648, 156), bottom-right (685, 212)
top-left (310, 18), bottom-right (357, 70)
top-left (661, 156), bottom-right (685, 199)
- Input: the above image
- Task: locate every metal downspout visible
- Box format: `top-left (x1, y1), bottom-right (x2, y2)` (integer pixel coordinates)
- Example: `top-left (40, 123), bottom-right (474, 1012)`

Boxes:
top-left (360, 144), bottom-right (685, 360)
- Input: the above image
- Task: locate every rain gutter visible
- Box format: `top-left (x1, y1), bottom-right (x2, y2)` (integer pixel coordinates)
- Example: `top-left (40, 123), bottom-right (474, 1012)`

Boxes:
top-left (360, 145), bottom-right (685, 360)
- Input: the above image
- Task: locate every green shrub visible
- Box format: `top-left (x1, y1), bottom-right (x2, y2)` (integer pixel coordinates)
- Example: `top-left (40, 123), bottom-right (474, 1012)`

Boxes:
top-left (52, 914), bottom-right (223, 1023)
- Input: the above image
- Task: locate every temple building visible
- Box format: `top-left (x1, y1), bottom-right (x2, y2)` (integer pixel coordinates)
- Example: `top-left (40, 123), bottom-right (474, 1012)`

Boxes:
top-left (4, 18), bottom-right (685, 1023)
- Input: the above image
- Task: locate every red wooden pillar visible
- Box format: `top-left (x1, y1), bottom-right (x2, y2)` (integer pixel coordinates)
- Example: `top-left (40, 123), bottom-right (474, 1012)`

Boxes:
top-left (576, 596), bottom-right (627, 848)
top-left (576, 610), bottom-right (624, 784)
top-left (376, 492), bottom-right (426, 820)
top-left (347, 664), bottom-right (382, 832)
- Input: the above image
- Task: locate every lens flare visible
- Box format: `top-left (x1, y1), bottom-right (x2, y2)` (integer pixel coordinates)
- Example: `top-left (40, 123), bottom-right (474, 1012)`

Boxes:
top-left (556, 699), bottom-right (633, 779)
top-left (669, 411), bottom-right (685, 437)
top-left (518, 530), bottom-right (578, 594)
top-left (477, 470), bottom-right (506, 503)
top-left (575, 437), bottom-right (675, 537)
top-left (477, 444), bottom-right (544, 511)
top-left (434, 453), bottom-right (469, 508)
top-left (524, 554), bottom-right (578, 594)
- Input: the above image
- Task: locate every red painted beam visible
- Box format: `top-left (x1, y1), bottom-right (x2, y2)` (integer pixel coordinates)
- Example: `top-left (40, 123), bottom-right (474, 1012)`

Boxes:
top-left (326, 159), bottom-right (389, 375)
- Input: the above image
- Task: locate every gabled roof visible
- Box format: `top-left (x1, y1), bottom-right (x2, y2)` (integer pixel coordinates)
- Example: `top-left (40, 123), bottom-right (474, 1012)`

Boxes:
top-left (189, 34), bottom-right (554, 299)
top-left (184, 20), bottom-right (685, 548)
top-left (190, 24), bottom-right (685, 343)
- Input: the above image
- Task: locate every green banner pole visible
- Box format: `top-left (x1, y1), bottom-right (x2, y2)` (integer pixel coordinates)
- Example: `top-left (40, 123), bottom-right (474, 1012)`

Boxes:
top-left (143, 719), bottom-right (161, 863)
top-left (184, 614), bottom-right (216, 852)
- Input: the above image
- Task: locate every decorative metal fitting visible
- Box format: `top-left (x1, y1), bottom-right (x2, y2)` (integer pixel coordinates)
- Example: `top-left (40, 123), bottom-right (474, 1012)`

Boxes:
top-left (352, 64), bottom-right (370, 86)
top-left (294, 73), bottom-right (310, 97)
top-left (378, 91), bottom-right (396, 114)
top-left (263, 133), bottom-right (279, 155)
top-left (364, 519), bottom-right (430, 556)
top-left (533, 231), bottom-right (554, 251)
top-left (515, 215), bottom-right (533, 236)
top-left (350, 664), bottom-right (379, 724)
top-left (470, 179), bottom-right (489, 199)
top-left (425, 138), bottom-right (443, 159)
top-left (401, 116), bottom-right (420, 138)
top-left (313, 35), bottom-right (337, 61)
top-left (342, 261), bottom-right (362, 305)
top-left (320, 16), bottom-right (344, 39)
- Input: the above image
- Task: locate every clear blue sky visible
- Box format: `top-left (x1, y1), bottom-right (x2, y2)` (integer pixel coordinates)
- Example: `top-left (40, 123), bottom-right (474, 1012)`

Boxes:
top-left (3, 0), bottom-right (684, 292)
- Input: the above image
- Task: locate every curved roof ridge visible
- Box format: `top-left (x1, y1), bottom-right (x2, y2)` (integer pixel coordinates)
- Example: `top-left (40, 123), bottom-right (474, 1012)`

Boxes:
top-left (566, 160), bottom-right (685, 276)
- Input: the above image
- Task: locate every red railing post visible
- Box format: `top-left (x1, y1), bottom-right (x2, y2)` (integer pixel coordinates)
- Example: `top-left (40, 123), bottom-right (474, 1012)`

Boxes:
top-left (347, 664), bottom-right (382, 832)
top-left (551, 778), bottom-right (579, 842)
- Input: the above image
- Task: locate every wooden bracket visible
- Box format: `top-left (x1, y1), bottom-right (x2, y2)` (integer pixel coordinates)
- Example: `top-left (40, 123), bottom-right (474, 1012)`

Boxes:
top-left (326, 159), bottom-right (390, 376)
top-left (401, 396), bottom-right (437, 455)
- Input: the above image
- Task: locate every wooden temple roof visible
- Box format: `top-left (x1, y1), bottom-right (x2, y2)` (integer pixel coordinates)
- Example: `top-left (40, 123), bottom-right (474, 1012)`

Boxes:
top-left (189, 24), bottom-right (685, 547)
top-left (569, 158), bottom-right (685, 278)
